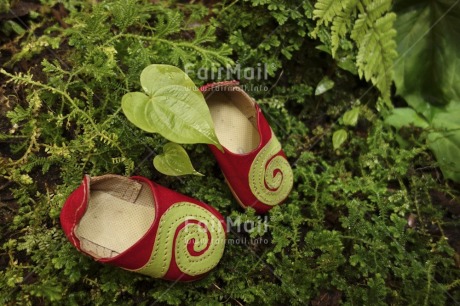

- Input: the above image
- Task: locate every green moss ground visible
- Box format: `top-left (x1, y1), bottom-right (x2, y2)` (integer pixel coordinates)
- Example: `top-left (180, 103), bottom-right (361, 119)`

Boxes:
top-left (0, 0), bottom-right (459, 304)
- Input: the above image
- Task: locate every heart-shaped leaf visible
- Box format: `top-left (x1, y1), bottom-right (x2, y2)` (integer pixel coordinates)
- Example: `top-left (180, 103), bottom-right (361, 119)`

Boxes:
top-left (153, 142), bottom-right (203, 176)
top-left (121, 92), bottom-right (156, 133)
top-left (122, 64), bottom-right (222, 149)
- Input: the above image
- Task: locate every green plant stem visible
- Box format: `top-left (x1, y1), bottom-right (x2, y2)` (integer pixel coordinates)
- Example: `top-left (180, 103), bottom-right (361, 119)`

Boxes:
top-left (0, 69), bottom-right (127, 159)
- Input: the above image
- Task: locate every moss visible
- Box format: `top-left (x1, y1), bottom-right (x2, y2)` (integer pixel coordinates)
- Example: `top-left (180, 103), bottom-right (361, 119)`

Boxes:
top-left (0, 0), bottom-right (459, 304)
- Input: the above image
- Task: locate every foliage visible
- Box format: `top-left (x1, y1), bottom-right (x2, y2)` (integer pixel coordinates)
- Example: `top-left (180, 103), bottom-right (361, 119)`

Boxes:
top-left (393, 0), bottom-right (460, 107)
top-left (0, 0), bottom-right (459, 305)
top-left (121, 64), bottom-right (222, 175)
top-left (153, 142), bottom-right (203, 177)
top-left (332, 128), bottom-right (348, 150)
top-left (207, 0), bottom-right (313, 87)
top-left (332, 106), bottom-right (361, 150)
top-left (122, 64), bottom-right (221, 149)
top-left (311, 0), bottom-right (398, 102)
top-left (386, 0), bottom-right (460, 182)
top-left (315, 76), bottom-right (335, 96)
top-left (0, 1), bottom-right (8, 13)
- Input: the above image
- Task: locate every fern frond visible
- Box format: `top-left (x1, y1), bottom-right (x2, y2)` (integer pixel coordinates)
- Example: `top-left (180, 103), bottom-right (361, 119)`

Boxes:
top-left (112, 157), bottom-right (125, 164)
top-left (23, 155), bottom-right (64, 174)
top-left (166, 44), bottom-right (189, 66)
top-left (313, 0), bottom-right (344, 26)
top-left (67, 4), bottom-right (110, 47)
top-left (193, 26), bottom-right (217, 45)
top-left (331, 0), bottom-right (358, 56)
top-left (350, 0), bottom-right (391, 44)
top-left (311, 0), bottom-right (397, 100)
top-left (97, 131), bottom-right (119, 148)
top-left (154, 11), bottom-right (182, 38)
top-left (6, 105), bottom-right (30, 124)
top-left (350, 12), bottom-right (368, 43)
top-left (110, 0), bottom-right (151, 31)
top-left (331, 16), bottom-right (347, 55)
top-left (356, 12), bottom-right (397, 99)
top-left (366, 0), bottom-right (392, 21)
top-left (156, 38), bottom-right (233, 68)
top-left (112, 157), bottom-right (134, 175)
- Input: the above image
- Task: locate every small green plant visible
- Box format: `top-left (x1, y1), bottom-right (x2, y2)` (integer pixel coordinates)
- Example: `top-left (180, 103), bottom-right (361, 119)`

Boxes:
top-left (121, 64), bottom-right (220, 147)
top-left (333, 106), bottom-right (361, 150)
top-left (121, 64), bottom-right (222, 176)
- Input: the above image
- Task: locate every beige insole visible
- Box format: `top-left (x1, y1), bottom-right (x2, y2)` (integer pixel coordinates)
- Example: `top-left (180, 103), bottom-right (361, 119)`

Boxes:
top-left (75, 183), bottom-right (155, 259)
top-left (207, 92), bottom-right (260, 154)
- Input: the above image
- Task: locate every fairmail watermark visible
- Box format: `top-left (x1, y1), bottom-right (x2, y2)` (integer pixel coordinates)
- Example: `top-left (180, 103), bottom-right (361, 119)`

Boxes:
top-left (184, 63), bottom-right (271, 81)
top-left (225, 215), bottom-right (269, 235)
top-left (182, 215), bottom-right (270, 245)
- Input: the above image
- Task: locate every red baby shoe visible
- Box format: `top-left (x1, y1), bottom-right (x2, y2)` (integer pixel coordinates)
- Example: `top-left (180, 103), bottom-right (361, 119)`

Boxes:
top-left (60, 174), bottom-right (226, 282)
top-left (200, 81), bottom-right (293, 214)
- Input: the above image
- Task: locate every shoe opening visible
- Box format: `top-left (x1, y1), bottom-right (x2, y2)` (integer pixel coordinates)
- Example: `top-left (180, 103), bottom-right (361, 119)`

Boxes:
top-left (74, 175), bottom-right (155, 259)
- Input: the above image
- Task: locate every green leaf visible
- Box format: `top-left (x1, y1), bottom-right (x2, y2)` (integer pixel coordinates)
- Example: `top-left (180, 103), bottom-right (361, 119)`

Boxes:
top-left (355, 12), bottom-right (397, 101)
top-left (122, 64), bottom-right (222, 149)
top-left (316, 44), bottom-right (331, 54)
top-left (153, 142), bottom-right (203, 176)
top-left (312, 0), bottom-right (343, 27)
top-left (332, 129), bottom-right (348, 149)
top-left (427, 105), bottom-right (460, 182)
top-left (394, 0), bottom-right (460, 107)
top-left (337, 55), bottom-right (358, 75)
top-left (315, 76), bottom-right (335, 96)
top-left (121, 92), bottom-right (156, 132)
top-left (342, 107), bottom-right (360, 126)
top-left (384, 107), bottom-right (429, 130)
top-left (392, 0), bottom-right (460, 182)
top-left (6, 21), bottom-right (26, 35)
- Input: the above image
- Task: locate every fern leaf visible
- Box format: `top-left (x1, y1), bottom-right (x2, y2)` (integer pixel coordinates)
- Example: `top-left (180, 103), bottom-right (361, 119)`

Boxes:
top-left (313, 0), bottom-right (344, 26)
top-left (110, 0), bottom-right (151, 31)
top-left (312, 0), bottom-right (345, 38)
top-left (350, 12), bottom-right (368, 43)
top-left (330, 0), bottom-right (359, 56)
top-left (154, 11), bottom-right (182, 38)
top-left (366, 0), bottom-right (392, 21)
top-left (193, 26), bottom-right (216, 45)
top-left (331, 16), bottom-right (346, 56)
top-left (356, 12), bottom-right (397, 99)
top-left (351, 0), bottom-right (391, 43)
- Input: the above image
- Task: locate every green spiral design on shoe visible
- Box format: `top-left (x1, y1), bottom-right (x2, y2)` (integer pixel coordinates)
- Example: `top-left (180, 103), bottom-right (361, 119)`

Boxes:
top-left (132, 202), bottom-right (225, 278)
top-left (249, 133), bottom-right (293, 206)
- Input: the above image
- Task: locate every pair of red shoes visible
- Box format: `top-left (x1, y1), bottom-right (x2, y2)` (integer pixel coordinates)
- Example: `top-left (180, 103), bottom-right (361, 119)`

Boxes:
top-left (61, 82), bottom-right (294, 281)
